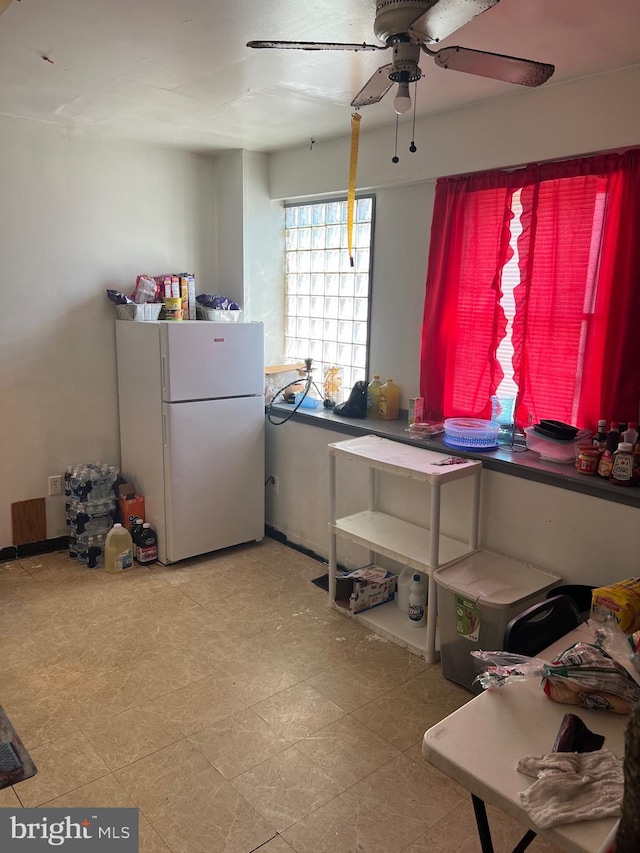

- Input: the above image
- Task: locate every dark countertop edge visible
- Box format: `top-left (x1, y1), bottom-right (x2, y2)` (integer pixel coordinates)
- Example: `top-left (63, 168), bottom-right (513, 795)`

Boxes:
top-left (267, 403), bottom-right (640, 510)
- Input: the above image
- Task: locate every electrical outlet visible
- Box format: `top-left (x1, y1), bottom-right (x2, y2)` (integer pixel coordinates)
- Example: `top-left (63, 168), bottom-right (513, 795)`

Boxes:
top-left (48, 475), bottom-right (62, 496)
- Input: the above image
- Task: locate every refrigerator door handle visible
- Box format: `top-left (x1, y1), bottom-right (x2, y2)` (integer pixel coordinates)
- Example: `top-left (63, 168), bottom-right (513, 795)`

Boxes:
top-left (163, 411), bottom-right (168, 449)
top-left (161, 354), bottom-right (167, 397)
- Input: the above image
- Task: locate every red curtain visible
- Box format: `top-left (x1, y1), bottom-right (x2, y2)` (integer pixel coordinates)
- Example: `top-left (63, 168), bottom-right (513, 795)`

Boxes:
top-left (420, 171), bottom-right (516, 421)
top-left (578, 150), bottom-right (640, 427)
top-left (420, 149), bottom-right (640, 429)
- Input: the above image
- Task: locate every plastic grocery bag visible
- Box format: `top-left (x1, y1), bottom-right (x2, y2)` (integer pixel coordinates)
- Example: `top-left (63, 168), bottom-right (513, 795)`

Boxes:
top-left (132, 275), bottom-right (159, 304)
top-left (472, 642), bottom-right (640, 714)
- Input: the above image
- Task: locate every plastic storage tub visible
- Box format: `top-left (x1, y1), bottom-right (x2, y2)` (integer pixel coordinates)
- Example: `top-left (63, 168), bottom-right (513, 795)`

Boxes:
top-left (443, 418), bottom-right (500, 450)
top-left (524, 427), bottom-right (592, 463)
top-left (435, 551), bottom-right (561, 692)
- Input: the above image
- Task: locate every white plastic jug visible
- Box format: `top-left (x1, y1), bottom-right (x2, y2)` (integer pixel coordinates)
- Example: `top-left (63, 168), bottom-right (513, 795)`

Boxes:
top-left (104, 523), bottom-right (133, 574)
top-left (408, 573), bottom-right (427, 627)
top-left (397, 566), bottom-right (422, 613)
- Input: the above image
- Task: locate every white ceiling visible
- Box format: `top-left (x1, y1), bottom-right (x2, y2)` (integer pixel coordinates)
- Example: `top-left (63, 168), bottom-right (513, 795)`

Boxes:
top-left (1, 0), bottom-right (639, 154)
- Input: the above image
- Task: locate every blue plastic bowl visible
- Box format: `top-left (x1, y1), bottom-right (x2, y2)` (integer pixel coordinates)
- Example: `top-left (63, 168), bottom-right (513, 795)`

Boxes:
top-left (443, 418), bottom-right (500, 449)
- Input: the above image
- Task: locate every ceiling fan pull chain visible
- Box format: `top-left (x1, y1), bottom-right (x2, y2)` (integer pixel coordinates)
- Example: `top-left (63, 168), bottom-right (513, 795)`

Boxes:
top-left (410, 81), bottom-right (417, 153)
top-left (392, 114), bottom-right (399, 164)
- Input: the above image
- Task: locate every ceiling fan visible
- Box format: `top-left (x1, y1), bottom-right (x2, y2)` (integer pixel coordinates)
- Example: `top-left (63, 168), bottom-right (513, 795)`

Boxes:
top-left (248, 0), bottom-right (554, 115)
top-left (0, 0), bottom-right (16, 16)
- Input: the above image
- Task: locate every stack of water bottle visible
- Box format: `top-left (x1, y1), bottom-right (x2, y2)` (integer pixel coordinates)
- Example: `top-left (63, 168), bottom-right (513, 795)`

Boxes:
top-left (65, 463), bottom-right (119, 569)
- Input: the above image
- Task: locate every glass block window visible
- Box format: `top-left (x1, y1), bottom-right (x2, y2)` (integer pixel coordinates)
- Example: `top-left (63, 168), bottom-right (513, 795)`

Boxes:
top-left (284, 196), bottom-right (374, 398)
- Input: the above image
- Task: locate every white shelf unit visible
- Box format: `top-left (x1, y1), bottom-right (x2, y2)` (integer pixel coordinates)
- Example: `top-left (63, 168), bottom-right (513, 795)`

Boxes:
top-left (328, 435), bottom-right (482, 664)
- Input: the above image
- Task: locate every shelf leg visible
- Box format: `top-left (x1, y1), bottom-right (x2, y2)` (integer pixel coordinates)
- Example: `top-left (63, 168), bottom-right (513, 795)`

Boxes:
top-left (429, 483), bottom-right (441, 568)
top-left (329, 534), bottom-right (337, 603)
top-left (470, 469), bottom-right (481, 551)
top-left (328, 453), bottom-right (337, 603)
top-left (425, 576), bottom-right (439, 664)
top-left (367, 466), bottom-right (376, 564)
top-left (425, 483), bottom-right (441, 664)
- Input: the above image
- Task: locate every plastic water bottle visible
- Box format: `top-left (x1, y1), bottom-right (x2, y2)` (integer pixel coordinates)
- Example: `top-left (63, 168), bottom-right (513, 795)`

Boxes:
top-left (66, 462), bottom-right (119, 503)
top-left (87, 535), bottom-right (105, 569)
top-left (76, 535), bottom-right (88, 565)
top-left (104, 524), bottom-right (133, 574)
top-left (64, 465), bottom-right (74, 497)
top-left (408, 573), bottom-right (427, 627)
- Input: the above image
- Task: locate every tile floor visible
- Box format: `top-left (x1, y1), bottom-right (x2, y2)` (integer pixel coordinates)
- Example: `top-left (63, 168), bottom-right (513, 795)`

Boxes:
top-left (0, 539), bottom-right (562, 852)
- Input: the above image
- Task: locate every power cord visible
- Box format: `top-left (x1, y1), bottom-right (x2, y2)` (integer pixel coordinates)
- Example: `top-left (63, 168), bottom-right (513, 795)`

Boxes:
top-left (267, 358), bottom-right (325, 426)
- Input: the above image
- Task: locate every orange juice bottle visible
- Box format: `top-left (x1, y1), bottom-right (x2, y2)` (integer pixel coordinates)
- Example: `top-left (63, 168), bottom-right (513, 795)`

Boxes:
top-left (379, 378), bottom-right (400, 420)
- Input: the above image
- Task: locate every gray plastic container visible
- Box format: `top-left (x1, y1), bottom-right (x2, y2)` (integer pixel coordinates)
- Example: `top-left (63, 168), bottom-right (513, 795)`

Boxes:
top-left (435, 550), bottom-right (561, 693)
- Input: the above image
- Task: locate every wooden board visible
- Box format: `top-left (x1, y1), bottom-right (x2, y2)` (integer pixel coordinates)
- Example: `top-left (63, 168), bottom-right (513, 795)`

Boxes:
top-left (265, 362), bottom-right (305, 375)
top-left (11, 498), bottom-right (46, 545)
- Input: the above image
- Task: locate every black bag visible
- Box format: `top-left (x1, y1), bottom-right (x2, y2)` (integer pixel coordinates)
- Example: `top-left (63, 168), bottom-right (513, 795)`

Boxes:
top-left (334, 381), bottom-right (368, 419)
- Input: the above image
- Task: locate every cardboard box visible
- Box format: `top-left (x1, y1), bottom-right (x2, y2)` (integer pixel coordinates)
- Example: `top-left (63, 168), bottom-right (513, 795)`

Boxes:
top-left (180, 274), bottom-right (197, 320)
top-left (180, 277), bottom-right (189, 320)
top-left (118, 482), bottom-right (136, 499)
top-left (335, 565), bottom-right (396, 614)
top-left (408, 397), bottom-right (424, 426)
top-left (118, 486), bottom-right (145, 531)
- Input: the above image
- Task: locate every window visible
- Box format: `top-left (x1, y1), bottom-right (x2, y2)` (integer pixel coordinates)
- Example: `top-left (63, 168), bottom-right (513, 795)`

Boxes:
top-left (493, 187), bottom-right (605, 426)
top-left (284, 196), bottom-right (374, 397)
top-left (420, 149), bottom-right (640, 430)
top-left (492, 189), bottom-right (523, 424)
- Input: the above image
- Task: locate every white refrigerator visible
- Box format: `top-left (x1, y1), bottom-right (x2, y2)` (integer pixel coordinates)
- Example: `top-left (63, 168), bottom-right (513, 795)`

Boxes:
top-left (115, 320), bottom-right (265, 564)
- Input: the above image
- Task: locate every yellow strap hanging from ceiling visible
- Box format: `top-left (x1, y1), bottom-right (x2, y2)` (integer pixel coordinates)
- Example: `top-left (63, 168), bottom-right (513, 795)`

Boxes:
top-left (347, 111), bottom-right (361, 268)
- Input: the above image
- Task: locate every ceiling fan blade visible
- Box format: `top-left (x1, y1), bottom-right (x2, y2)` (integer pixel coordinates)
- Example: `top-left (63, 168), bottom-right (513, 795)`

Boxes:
top-left (432, 45), bottom-right (555, 86)
top-left (351, 64), bottom-right (394, 108)
top-left (409, 0), bottom-right (499, 44)
top-left (0, 0), bottom-right (15, 16)
top-left (247, 40), bottom-right (383, 52)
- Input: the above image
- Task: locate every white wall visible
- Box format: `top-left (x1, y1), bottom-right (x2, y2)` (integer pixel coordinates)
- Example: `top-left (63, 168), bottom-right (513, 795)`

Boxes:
top-left (270, 64), bottom-right (640, 197)
top-left (0, 116), bottom-right (217, 548)
top-left (212, 150), bottom-right (284, 364)
top-left (262, 64), bottom-right (640, 584)
top-left (369, 182), bottom-right (434, 397)
top-left (242, 151), bottom-right (285, 366)
top-left (213, 151), bottom-right (244, 305)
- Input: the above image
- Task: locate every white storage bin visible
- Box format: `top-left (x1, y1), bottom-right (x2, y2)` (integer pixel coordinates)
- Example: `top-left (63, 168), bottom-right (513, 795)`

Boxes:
top-left (115, 303), bottom-right (162, 321)
top-left (435, 551), bottom-right (561, 692)
top-left (196, 305), bottom-right (243, 322)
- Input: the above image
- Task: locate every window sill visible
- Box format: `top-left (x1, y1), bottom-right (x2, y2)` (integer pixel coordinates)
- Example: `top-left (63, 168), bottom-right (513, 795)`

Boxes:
top-left (268, 403), bottom-right (640, 509)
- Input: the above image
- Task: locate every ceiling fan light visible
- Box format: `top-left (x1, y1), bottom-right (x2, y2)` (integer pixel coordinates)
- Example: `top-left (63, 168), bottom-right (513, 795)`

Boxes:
top-left (393, 82), bottom-right (411, 115)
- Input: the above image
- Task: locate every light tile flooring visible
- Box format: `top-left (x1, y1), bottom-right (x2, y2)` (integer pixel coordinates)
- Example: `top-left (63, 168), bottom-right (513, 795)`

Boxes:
top-left (0, 539), bottom-right (562, 852)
